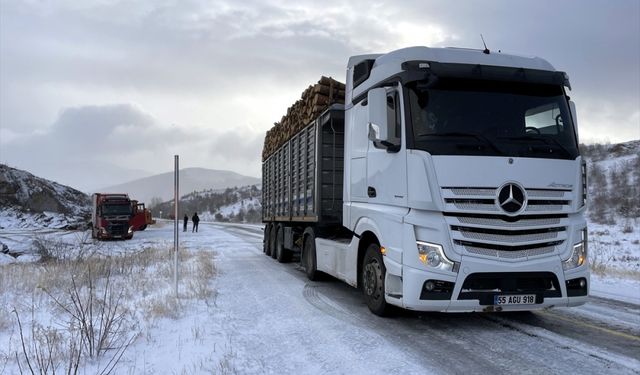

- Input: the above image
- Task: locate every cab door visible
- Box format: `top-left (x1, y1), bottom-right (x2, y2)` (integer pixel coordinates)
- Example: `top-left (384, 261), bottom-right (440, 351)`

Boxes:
top-left (366, 87), bottom-right (407, 207)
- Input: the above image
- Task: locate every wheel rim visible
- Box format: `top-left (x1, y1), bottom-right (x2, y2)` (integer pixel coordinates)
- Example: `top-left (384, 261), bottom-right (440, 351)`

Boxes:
top-left (363, 259), bottom-right (381, 298)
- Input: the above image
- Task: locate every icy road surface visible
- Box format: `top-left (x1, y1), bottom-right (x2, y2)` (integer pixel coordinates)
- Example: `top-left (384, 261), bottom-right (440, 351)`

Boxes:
top-left (1, 222), bottom-right (639, 374)
top-left (182, 222), bottom-right (640, 374)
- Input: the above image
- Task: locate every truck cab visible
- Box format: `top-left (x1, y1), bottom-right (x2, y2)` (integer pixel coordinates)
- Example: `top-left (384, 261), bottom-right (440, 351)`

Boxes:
top-left (91, 193), bottom-right (134, 240)
top-left (342, 47), bottom-right (588, 314)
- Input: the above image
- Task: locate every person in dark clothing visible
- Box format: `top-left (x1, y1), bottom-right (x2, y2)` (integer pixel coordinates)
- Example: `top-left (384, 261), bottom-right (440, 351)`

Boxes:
top-left (192, 212), bottom-right (200, 232)
top-left (183, 214), bottom-right (188, 232)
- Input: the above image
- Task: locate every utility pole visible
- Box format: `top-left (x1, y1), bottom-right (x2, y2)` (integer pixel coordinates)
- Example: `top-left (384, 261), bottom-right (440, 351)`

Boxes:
top-left (174, 155), bottom-right (179, 297)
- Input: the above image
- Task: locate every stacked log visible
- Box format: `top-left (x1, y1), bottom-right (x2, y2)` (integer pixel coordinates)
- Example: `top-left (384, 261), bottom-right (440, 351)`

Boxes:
top-left (262, 76), bottom-right (345, 161)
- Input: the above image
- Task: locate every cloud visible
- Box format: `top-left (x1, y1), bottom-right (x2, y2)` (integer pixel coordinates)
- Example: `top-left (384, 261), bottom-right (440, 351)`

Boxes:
top-left (0, 0), bottom-right (638, 189)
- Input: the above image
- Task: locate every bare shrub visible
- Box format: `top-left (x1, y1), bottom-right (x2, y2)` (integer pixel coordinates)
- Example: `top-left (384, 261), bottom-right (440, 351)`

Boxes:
top-left (589, 239), bottom-right (614, 274)
top-left (13, 310), bottom-right (82, 375)
top-left (621, 223), bottom-right (634, 234)
top-left (32, 231), bottom-right (97, 264)
top-left (44, 263), bottom-right (136, 359)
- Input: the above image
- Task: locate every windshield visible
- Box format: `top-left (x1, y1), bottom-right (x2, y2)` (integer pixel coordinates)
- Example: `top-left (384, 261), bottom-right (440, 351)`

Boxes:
top-left (102, 204), bottom-right (131, 216)
top-left (406, 78), bottom-right (579, 159)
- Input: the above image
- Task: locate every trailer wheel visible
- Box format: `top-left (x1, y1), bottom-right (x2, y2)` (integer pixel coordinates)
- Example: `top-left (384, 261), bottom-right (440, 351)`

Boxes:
top-left (303, 233), bottom-right (320, 281)
top-left (263, 224), bottom-right (271, 255)
top-left (361, 243), bottom-right (392, 316)
top-left (269, 225), bottom-right (278, 259)
top-left (275, 225), bottom-right (291, 263)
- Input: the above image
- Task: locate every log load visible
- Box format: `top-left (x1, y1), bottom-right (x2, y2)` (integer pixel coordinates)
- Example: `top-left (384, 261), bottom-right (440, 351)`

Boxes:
top-left (262, 76), bottom-right (345, 161)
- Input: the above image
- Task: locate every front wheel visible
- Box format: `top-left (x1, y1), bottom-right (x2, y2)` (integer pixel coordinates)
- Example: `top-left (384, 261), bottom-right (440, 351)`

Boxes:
top-left (361, 243), bottom-right (392, 316)
top-left (303, 233), bottom-right (320, 281)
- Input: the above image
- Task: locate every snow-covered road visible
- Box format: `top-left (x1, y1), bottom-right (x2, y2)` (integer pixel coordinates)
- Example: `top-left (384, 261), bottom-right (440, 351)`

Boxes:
top-left (1, 222), bottom-right (639, 374)
top-left (201, 222), bottom-right (640, 374)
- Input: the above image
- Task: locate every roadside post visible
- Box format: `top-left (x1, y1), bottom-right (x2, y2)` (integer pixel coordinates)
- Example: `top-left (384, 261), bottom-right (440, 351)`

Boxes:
top-left (174, 155), bottom-right (179, 297)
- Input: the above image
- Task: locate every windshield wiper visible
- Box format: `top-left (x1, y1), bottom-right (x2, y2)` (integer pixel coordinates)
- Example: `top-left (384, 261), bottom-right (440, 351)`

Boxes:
top-left (423, 132), bottom-right (504, 155)
top-left (501, 135), bottom-right (572, 157)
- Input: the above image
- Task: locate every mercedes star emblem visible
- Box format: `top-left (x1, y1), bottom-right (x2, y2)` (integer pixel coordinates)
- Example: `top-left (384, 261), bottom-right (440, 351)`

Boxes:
top-left (497, 183), bottom-right (526, 214)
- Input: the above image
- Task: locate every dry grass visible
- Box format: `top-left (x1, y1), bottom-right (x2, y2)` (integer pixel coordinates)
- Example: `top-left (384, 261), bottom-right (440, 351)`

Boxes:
top-left (0, 235), bottom-right (219, 374)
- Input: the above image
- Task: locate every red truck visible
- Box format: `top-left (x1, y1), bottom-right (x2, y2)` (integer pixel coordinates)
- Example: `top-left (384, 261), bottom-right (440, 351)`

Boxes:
top-left (130, 200), bottom-right (155, 231)
top-left (91, 193), bottom-right (133, 240)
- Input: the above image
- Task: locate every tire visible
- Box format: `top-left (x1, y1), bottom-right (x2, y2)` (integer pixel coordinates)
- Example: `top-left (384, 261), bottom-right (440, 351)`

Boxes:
top-left (139, 224), bottom-right (147, 231)
top-left (361, 243), bottom-right (392, 316)
top-left (269, 225), bottom-right (278, 259)
top-left (303, 233), bottom-right (320, 281)
top-left (263, 224), bottom-right (271, 255)
top-left (275, 226), bottom-right (291, 263)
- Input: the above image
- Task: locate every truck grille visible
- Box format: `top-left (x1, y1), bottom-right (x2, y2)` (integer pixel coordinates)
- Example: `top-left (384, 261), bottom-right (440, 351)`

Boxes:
top-left (108, 222), bottom-right (128, 236)
top-left (442, 186), bottom-right (571, 261)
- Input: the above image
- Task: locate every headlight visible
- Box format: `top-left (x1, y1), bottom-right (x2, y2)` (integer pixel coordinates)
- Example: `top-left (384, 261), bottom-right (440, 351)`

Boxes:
top-left (563, 229), bottom-right (588, 270)
top-left (417, 241), bottom-right (457, 272)
top-left (128, 226), bottom-right (133, 234)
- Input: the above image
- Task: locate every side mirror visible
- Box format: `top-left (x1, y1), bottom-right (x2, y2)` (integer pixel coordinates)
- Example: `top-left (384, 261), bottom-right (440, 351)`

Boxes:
top-left (569, 100), bottom-right (579, 143)
top-left (367, 87), bottom-right (389, 145)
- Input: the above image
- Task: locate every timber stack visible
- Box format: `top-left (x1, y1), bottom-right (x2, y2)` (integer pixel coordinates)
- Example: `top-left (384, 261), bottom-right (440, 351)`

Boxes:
top-left (262, 76), bottom-right (345, 161)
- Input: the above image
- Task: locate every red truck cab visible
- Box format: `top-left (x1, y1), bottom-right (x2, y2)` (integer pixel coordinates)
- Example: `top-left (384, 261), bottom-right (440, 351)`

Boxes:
top-left (91, 193), bottom-right (133, 240)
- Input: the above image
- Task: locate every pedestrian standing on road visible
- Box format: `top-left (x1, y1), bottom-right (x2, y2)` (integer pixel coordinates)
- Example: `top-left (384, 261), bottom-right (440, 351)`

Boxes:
top-left (183, 214), bottom-right (188, 232)
top-left (192, 212), bottom-right (200, 232)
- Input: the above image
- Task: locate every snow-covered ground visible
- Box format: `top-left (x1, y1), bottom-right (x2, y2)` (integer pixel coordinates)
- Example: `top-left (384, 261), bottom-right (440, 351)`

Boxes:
top-left (1, 222), bottom-right (639, 374)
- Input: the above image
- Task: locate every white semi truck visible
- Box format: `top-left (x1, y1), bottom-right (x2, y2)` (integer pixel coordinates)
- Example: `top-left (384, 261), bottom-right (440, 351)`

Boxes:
top-left (262, 46), bottom-right (589, 316)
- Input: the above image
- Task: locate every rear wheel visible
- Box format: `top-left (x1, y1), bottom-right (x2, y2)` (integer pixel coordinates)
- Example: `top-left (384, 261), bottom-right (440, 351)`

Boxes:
top-left (275, 226), bottom-right (291, 263)
top-left (361, 243), bottom-right (392, 316)
top-left (303, 233), bottom-right (320, 281)
top-left (269, 225), bottom-right (278, 259)
top-left (139, 224), bottom-right (147, 231)
top-left (263, 224), bottom-right (271, 255)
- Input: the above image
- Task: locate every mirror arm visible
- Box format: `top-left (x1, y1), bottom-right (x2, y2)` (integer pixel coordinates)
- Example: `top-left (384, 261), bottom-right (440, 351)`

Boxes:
top-left (381, 141), bottom-right (400, 153)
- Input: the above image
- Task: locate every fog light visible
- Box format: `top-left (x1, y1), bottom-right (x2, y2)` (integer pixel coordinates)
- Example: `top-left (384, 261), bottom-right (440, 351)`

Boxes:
top-left (579, 279), bottom-right (586, 288)
top-left (425, 281), bottom-right (435, 291)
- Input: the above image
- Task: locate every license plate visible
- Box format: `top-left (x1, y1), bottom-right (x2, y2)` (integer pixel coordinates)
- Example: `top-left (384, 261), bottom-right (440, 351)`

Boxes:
top-left (494, 294), bottom-right (536, 305)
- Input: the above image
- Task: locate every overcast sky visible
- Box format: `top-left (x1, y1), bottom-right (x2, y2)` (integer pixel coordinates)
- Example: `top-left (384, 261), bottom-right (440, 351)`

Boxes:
top-left (1, 0), bottom-right (639, 190)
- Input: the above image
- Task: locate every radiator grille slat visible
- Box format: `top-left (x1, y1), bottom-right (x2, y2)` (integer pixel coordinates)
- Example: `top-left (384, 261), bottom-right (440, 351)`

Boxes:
top-left (443, 185), bottom-right (571, 261)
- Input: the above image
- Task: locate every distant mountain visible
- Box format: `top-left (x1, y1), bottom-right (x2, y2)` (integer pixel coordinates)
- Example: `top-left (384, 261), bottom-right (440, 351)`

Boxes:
top-left (6, 160), bottom-right (153, 193)
top-left (96, 168), bottom-right (261, 204)
top-left (0, 164), bottom-right (90, 229)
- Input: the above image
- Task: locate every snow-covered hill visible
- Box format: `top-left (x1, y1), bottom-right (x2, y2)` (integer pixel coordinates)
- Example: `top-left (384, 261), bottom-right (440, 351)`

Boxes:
top-left (153, 185), bottom-right (262, 223)
top-left (581, 140), bottom-right (640, 275)
top-left (0, 164), bottom-right (90, 229)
